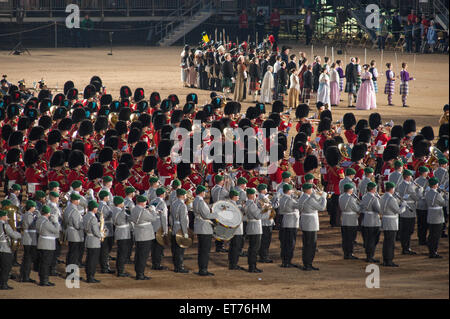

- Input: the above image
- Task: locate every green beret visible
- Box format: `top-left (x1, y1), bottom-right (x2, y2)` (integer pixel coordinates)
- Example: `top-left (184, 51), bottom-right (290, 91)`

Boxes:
top-left (136, 195), bottom-right (147, 203)
top-left (113, 196), bottom-right (124, 206)
top-left (214, 174), bottom-right (224, 183)
top-left (364, 167), bottom-right (374, 174)
top-left (229, 190), bottom-right (239, 197)
top-left (283, 184), bottom-right (293, 192)
top-left (196, 185), bottom-right (206, 194)
top-left (172, 179), bottom-right (181, 187)
top-left (428, 177), bottom-right (439, 186)
top-left (34, 190), bottom-right (46, 199)
top-left (88, 200), bottom-right (99, 211)
top-left (394, 160), bottom-right (403, 168)
top-left (125, 186), bottom-right (136, 194)
top-left (49, 191), bottom-right (59, 198)
top-left (237, 177), bottom-right (248, 185)
top-left (282, 171), bottom-right (291, 179)
top-left (71, 180), bottom-right (82, 189)
top-left (98, 190), bottom-right (109, 200)
top-left (48, 181), bottom-right (60, 189)
top-left (156, 187), bottom-right (166, 196)
top-left (418, 166), bottom-right (429, 173)
top-left (257, 183), bottom-right (268, 191)
top-left (103, 176), bottom-right (113, 183)
top-left (70, 193), bottom-right (81, 201)
top-left (0, 211), bottom-right (7, 217)
top-left (1, 200), bottom-right (12, 207)
top-left (41, 205), bottom-right (51, 214)
top-left (246, 188), bottom-right (256, 195)
top-left (302, 183), bottom-right (313, 190)
top-left (367, 182), bottom-right (377, 190)
top-left (176, 188), bottom-right (187, 196)
top-left (149, 177), bottom-right (159, 184)
top-left (345, 168), bottom-right (356, 176)
top-left (11, 184), bottom-right (21, 191)
top-left (344, 183), bottom-right (354, 191)
top-left (304, 173), bottom-right (314, 181)
top-left (26, 200), bottom-right (36, 210)
top-left (385, 182), bottom-right (395, 191)
top-left (402, 169), bottom-right (413, 177)
top-left (438, 158), bottom-right (448, 165)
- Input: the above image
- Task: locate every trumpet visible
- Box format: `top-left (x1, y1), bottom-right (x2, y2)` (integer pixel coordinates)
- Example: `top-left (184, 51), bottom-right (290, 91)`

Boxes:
top-left (393, 192), bottom-right (414, 212)
top-left (351, 193), bottom-right (361, 203)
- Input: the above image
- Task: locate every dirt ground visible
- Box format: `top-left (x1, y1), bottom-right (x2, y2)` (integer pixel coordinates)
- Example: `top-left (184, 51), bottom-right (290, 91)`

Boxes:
top-left (0, 46), bottom-right (448, 299)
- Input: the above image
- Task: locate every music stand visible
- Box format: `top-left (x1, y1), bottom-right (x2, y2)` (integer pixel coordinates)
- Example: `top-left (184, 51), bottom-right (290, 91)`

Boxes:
top-left (108, 32), bottom-right (113, 55)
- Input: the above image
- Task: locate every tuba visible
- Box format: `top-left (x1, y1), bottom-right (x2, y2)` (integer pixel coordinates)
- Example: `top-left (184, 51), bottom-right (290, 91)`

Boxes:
top-left (4, 205), bottom-right (21, 251)
top-left (98, 207), bottom-right (106, 242)
top-left (108, 112), bottom-right (119, 126)
top-left (426, 146), bottom-right (444, 168)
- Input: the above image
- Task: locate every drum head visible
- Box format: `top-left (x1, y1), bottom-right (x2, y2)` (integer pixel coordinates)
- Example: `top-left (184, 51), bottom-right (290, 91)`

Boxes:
top-left (212, 200), bottom-right (242, 228)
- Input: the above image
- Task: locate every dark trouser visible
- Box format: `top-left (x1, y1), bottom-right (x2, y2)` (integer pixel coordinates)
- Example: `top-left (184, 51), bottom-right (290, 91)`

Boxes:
top-left (100, 236), bottom-right (114, 271)
top-left (305, 24), bottom-right (312, 45)
top-left (341, 226), bottom-right (358, 257)
top-left (171, 235), bottom-right (185, 270)
top-left (127, 235), bottom-right (134, 262)
top-left (85, 248), bottom-right (100, 279)
top-left (82, 29), bottom-right (91, 48)
top-left (38, 249), bottom-right (53, 284)
top-left (239, 28), bottom-right (248, 42)
top-left (406, 37), bottom-right (413, 52)
top-left (259, 226), bottom-right (273, 260)
top-left (399, 217), bottom-right (415, 251)
top-left (414, 37), bottom-right (421, 53)
top-left (382, 230), bottom-right (397, 263)
top-left (256, 27), bottom-right (265, 41)
top-left (215, 239), bottom-right (225, 251)
top-left (272, 26), bottom-right (280, 42)
top-left (20, 245), bottom-right (37, 280)
top-left (378, 36), bottom-right (386, 50)
top-left (78, 239), bottom-right (84, 265)
top-left (67, 242), bottom-right (82, 271)
top-left (228, 234), bottom-right (244, 267)
top-left (428, 223), bottom-right (443, 255)
top-left (247, 234), bottom-right (261, 267)
top-left (417, 209), bottom-right (428, 244)
top-left (302, 231), bottom-right (317, 267)
top-left (280, 227), bottom-right (297, 264)
top-left (134, 240), bottom-right (152, 277)
top-left (362, 227), bottom-right (380, 259)
top-left (0, 252), bottom-right (13, 286)
top-left (116, 239), bottom-right (131, 274)
top-left (197, 234), bottom-right (212, 272)
top-left (328, 194), bottom-right (341, 226)
top-left (50, 239), bottom-right (60, 271)
top-left (151, 238), bottom-right (164, 267)
top-left (443, 207), bottom-right (448, 235)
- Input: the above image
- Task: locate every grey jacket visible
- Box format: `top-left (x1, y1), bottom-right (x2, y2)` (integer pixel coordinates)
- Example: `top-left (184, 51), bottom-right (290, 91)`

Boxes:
top-left (64, 205), bottom-right (84, 242)
top-left (425, 189), bottom-right (446, 224)
top-left (99, 187), bottom-right (114, 207)
top-left (124, 197), bottom-right (135, 214)
top-left (433, 167), bottom-right (449, 185)
top-left (36, 215), bottom-right (60, 250)
top-left (231, 200), bottom-right (244, 236)
top-left (298, 192), bottom-right (327, 231)
top-left (339, 193), bottom-right (360, 226)
top-left (193, 196), bottom-right (217, 235)
top-left (360, 192), bottom-right (381, 227)
top-left (258, 193), bottom-right (275, 226)
top-left (279, 194), bottom-right (300, 228)
top-left (21, 211), bottom-right (38, 246)
top-left (112, 206), bottom-right (131, 240)
top-left (0, 220), bottom-right (21, 253)
top-left (170, 198), bottom-right (189, 236)
top-left (380, 192), bottom-right (406, 231)
top-left (168, 190), bottom-right (178, 208)
top-left (146, 187), bottom-right (157, 203)
top-left (397, 180), bottom-right (422, 218)
top-left (414, 176), bottom-right (428, 210)
top-left (150, 197), bottom-right (169, 234)
top-left (83, 212), bottom-right (102, 249)
top-left (339, 177), bottom-right (356, 195)
top-left (210, 184), bottom-right (229, 204)
top-left (358, 176), bottom-right (372, 197)
top-left (130, 205), bottom-right (157, 241)
top-left (388, 171), bottom-right (403, 188)
top-left (98, 201), bottom-right (114, 238)
top-left (7, 193), bottom-right (20, 207)
top-left (245, 199), bottom-right (269, 235)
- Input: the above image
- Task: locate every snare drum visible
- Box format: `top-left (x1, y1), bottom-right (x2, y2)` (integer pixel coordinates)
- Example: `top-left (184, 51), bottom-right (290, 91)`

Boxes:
top-left (212, 200), bottom-right (242, 241)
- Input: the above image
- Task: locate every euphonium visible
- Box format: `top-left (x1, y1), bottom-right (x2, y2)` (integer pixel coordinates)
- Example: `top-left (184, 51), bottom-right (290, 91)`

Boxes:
top-left (99, 207), bottom-right (106, 242)
top-left (4, 205), bottom-right (21, 251)
top-left (108, 112), bottom-right (119, 126)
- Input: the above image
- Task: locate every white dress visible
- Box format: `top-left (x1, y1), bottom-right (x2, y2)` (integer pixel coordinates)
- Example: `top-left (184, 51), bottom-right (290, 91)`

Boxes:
top-left (260, 71), bottom-right (275, 104)
top-left (317, 73), bottom-right (331, 106)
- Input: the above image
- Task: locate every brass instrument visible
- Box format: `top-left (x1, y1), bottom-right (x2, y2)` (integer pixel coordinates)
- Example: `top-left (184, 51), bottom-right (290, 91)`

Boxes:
top-left (155, 227), bottom-right (172, 248)
top-left (175, 228), bottom-right (194, 248)
top-left (99, 207), bottom-right (106, 242)
top-left (4, 205), bottom-right (21, 251)
top-left (351, 193), bottom-right (361, 204)
top-left (185, 190), bottom-right (195, 206)
top-left (258, 196), bottom-right (276, 219)
top-left (338, 143), bottom-right (350, 159)
top-left (426, 146), bottom-right (444, 168)
top-left (108, 112), bottom-right (119, 126)
top-left (393, 192), bottom-right (414, 212)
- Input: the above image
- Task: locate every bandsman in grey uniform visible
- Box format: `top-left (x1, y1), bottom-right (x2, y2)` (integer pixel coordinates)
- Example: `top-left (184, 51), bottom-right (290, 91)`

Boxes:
top-left (112, 196), bottom-right (131, 277)
top-left (99, 176), bottom-right (114, 207)
top-left (425, 177), bottom-right (447, 258)
top-left (397, 169), bottom-right (422, 255)
top-left (124, 186), bottom-right (136, 264)
top-left (0, 210), bottom-right (22, 289)
top-left (6, 184), bottom-right (21, 207)
top-left (360, 182), bottom-right (381, 262)
top-left (19, 200), bottom-right (38, 283)
top-left (170, 188), bottom-right (190, 273)
top-left (48, 191), bottom-right (64, 275)
top-left (257, 184), bottom-right (274, 263)
top-left (98, 190), bottom-right (115, 274)
top-left (339, 183), bottom-right (361, 260)
top-left (232, 177), bottom-right (248, 254)
top-left (168, 179), bottom-right (181, 210)
top-left (388, 160), bottom-right (404, 188)
top-left (380, 182), bottom-right (407, 267)
top-left (130, 195), bottom-right (158, 280)
top-left (69, 180), bottom-right (89, 211)
top-left (83, 201), bottom-right (103, 283)
top-left (145, 176), bottom-right (160, 203)
top-left (36, 205), bottom-right (60, 286)
top-left (339, 168), bottom-right (356, 195)
top-left (244, 188), bottom-right (270, 273)
top-left (298, 183), bottom-right (327, 271)
top-left (414, 166), bottom-right (430, 245)
top-left (228, 190), bottom-right (245, 270)
top-left (150, 187), bottom-right (169, 271)
top-left (193, 185), bottom-right (218, 276)
top-left (278, 184), bottom-right (300, 267)
top-left (358, 167), bottom-right (374, 198)
top-left (211, 175), bottom-right (230, 253)
top-left (433, 158), bottom-right (449, 238)
top-left (276, 171), bottom-right (292, 196)
top-left (34, 191), bottom-right (47, 214)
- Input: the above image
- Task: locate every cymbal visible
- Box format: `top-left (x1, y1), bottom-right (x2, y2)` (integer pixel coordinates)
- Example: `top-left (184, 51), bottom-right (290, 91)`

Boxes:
top-left (175, 229), bottom-right (194, 248)
top-left (156, 227), bottom-right (171, 248)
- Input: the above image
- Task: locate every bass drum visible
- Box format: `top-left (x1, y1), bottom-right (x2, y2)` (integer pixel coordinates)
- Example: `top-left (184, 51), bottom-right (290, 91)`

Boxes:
top-left (212, 200), bottom-right (242, 241)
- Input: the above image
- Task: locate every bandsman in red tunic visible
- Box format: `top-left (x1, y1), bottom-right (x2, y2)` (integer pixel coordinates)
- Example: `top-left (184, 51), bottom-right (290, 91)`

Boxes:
top-left (5, 148), bottom-right (25, 190)
top-left (66, 150), bottom-right (88, 194)
top-left (380, 144), bottom-right (400, 192)
top-left (86, 162), bottom-right (104, 195)
top-left (324, 146), bottom-right (344, 227)
top-left (48, 150), bottom-right (68, 193)
top-left (343, 112), bottom-right (357, 145)
top-left (24, 148), bottom-right (47, 197)
top-left (349, 143), bottom-right (367, 187)
top-left (157, 139), bottom-right (176, 186)
top-left (114, 163), bottom-right (132, 198)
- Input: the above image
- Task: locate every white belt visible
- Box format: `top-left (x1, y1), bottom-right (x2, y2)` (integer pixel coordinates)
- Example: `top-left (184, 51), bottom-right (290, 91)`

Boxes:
top-left (115, 224), bottom-right (130, 228)
top-left (86, 233), bottom-right (95, 237)
top-left (364, 211), bottom-right (378, 215)
top-left (302, 212), bottom-right (317, 216)
top-left (383, 215), bottom-right (397, 218)
top-left (25, 230), bottom-right (37, 232)
top-left (68, 226), bottom-right (78, 230)
top-left (248, 220), bottom-right (260, 223)
top-left (342, 211), bottom-right (357, 215)
top-left (136, 222), bottom-right (152, 226)
top-left (429, 207), bottom-right (441, 210)
top-left (40, 236), bottom-right (56, 240)
top-left (173, 221), bottom-right (181, 225)
top-left (0, 240), bottom-right (7, 243)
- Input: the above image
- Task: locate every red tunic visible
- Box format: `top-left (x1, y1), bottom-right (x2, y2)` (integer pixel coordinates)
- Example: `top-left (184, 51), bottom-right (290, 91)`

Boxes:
top-left (247, 176), bottom-right (266, 189)
top-left (374, 131), bottom-right (390, 158)
top-left (86, 180), bottom-right (102, 194)
top-left (350, 162), bottom-right (365, 186)
top-left (344, 129), bottom-right (357, 145)
top-left (48, 168), bottom-right (68, 192)
top-left (157, 158), bottom-right (176, 186)
top-left (67, 169), bottom-right (88, 194)
top-left (325, 165), bottom-right (344, 195)
top-left (114, 182), bottom-right (127, 198)
top-left (25, 166), bottom-right (47, 194)
top-left (129, 162), bottom-right (145, 192)
top-left (6, 163), bottom-right (25, 185)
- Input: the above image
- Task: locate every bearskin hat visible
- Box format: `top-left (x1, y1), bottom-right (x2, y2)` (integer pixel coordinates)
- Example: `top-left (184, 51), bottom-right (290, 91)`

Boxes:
top-left (158, 139), bottom-right (173, 158)
top-left (58, 117), bottom-right (73, 132)
top-left (177, 162), bottom-right (192, 180)
top-left (436, 135), bottom-right (449, 153)
top-left (7, 104), bottom-right (19, 119)
top-left (117, 107), bottom-right (131, 122)
top-left (203, 104), bottom-right (213, 117)
top-left (224, 102), bottom-right (237, 115)
top-left (17, 116), bottom-right (30, 131)
top-left (369, 113), bottom-right (382, 130)
top-left (77, 119), bottom-right (93, 137)
top-left (403, 119), bottom-right (416, 136)
top-left (38, 115), bottom-right (52, 131)
top-left (8, 131), bottom-right (23, 147)
top-left (132, 141), bottom-right (148, 158)
top-left (238, 118), bottom-right (252, 130)
top-left (382, 144), bottom-right (400, 162)
top-left (66, 88), bottom-right (78, 101)
top-left (52, 93), bottom-right (65, 106)
top-left (272, 100), bottom-right (284, 113)
top-left (323, 139), bottom-right (337, 155)
top-left (71, 108), bottom-right (86, 124)
top-left (83, 85), bottom-right (96, 100)
top-left (94, 116), bottom-right (108, 132)
top-left (304, 154), bottom-right (319, 173)
top-left (194, 110), bottom-right (207, 123)
top-left (413, 139), bottom-right (430, 158)
top-left (298, 122), bottom-right (312, 137)
top-left (153, 113), bottom-right (167, 131)
top-left (23, 148), bottom-right (38, 167)
top-left (295, 104), bottom-right (309, 119)
top-left (28, 126), bottom-right (44, 141)
top-left (211, 96), bottom-right (223, 109)
top-left (119, 153), bottom-right (134, 169)
top-left (1, 125), bottom-right (13, 142)
top-left (130, 120), bottom-right (143, 132)
top-left (136, 100), bottom-right (149, 113)
top-left (71, 139), bottom-right (84, 154)
top-left (142, 155), bottom-right (157, 173)
top-left (294, 132), bottom-right (307, 146)
top-left (119, 86), bottom-right (132, 99)
top-left (278, 133), bottom-right (288, 151)
top-left (334, 135), bottom-right (344, 145)
top-left (255, 102), bottom-right (266, 114)
top-left (67, 150), bottom-right (84, 169)
top-left (114, 120), bottom-right (127, 136)
top-left (420, 126), bottom-right (434, 141)
top-left (63, 81), bottom-right (75, 95)
top-left (412, 134), bottom-right (425, 150)
top-left (325, 145), bottom-right (341, 167)
top-left (37, 89), bottom-right (51, 102)
top-left (138, 113), bottom-right (151, 128)
top-left (357, 128), bottom-right (372, 144)
top-left (293, 141), bottom-right (307, 160)
top-left (390, 125), bottom-right (404, 140)
top-left (343, 113), bottom-right (356, 130)
top-left (168, 94), bottom-right (179, 106)
top-left (320, 109), bottom-right (332, 121)
top-left (171, 109), bottom-right (183, 124)
top-left (180, 119), bottom-right (192, 131)
top-left (87, 162), bottom-right (103, 181)
top-left (98, 147), bottom-right (113, 163)
top-left (387, 137), bottom-right (400, 146)
top-left (355, 119), bottom-right (368, 135)
top-left (6, 148), bottom-right (21, 164)
top-left (150, 92), bottom-right (161, 107)
top-left (126, 128), bottom-right (141, 145)
top-left (52, 106), bottom-right (67, 121)
top-left (35, 140), bottom-right (47, 156)
top-left (318, 117), bottom-right (331, 133)
top-left (47, 129), bottom-right (62, 145)
top-left (186, 92), bottom-right (198, 105)
top-left (160, 99), bottom-right (173, 113)
top-left (48, 150), bottom-right (65, 168)
top-left (268, 113), bottom-right (281, 127)
top-left (183, 102), bottom-right (195, 115)
top-left (116, 163), bottom-right (130, 182)
top-left (351, 143), bottom-right (367, 162)
top-left (134, 88), bottom-right (145, 102)
top-left (439, 123), bottom-right (449, 138)
top-left (211, 120), bottom-right (225, 133)
top-left (245, 106), bottom-right (259, 120)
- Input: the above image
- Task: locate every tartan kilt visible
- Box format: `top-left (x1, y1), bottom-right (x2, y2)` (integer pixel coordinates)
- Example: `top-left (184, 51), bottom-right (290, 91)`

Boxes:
top-left (302, 88), bottom-right (312, 101)
top-left (221, 77), bottom-right (233, 88)
top-left (355, 77), bottom-right (362, 91)
top-left (345, 82), bottom-right (356, 94)
top-left (384, 80), bottom-right (395, 95)
top-left (339, 78), bottom-right (344, 92)
top-left (278, 85), bottom-right (287, 94)
top-left (373, 80), bottom-right (378, 93)
top-left (249, 80), bottom-right (260, 91)
top-left (400, 82), bottom-right (409, 96)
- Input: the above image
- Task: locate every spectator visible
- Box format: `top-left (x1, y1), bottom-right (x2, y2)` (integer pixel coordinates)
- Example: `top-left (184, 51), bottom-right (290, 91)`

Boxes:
top-left (255, 10), bottom-right (265, 42)
top-left (413, 16), bottom-right (422, 53)
top-left (238, 9), bottom-right (249, 42)
top-left (234, 56), bottom-right (246, 102)
top-left (287, 54), bottom-right (297, 74)
top-left (260, 53), bottom-right (270, 78)
top-left (404, 20), bottom-right (413, 53)
top-left (277, 61), bottom-right (288, 102)
top-left (312, 56), bottom-right (321, 92)
top-left (80, 13), bottom-right (94, 48)
top-left (304, 9), bottom-right (314, 45)
top-left (426, 20), bottom-right (438, 53)
top-left (273, 55), bottom-right (282, 100)
top-left (270, 8), bottom-right (281, 43)
top-left (392, 11), bottom-right (402, 42)
top-left (280, 46), bottom-right (290, 65)
top-left (407, 9), bottom-right (417, 24)
top-left (377, 16), bottom-right (389, 51)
